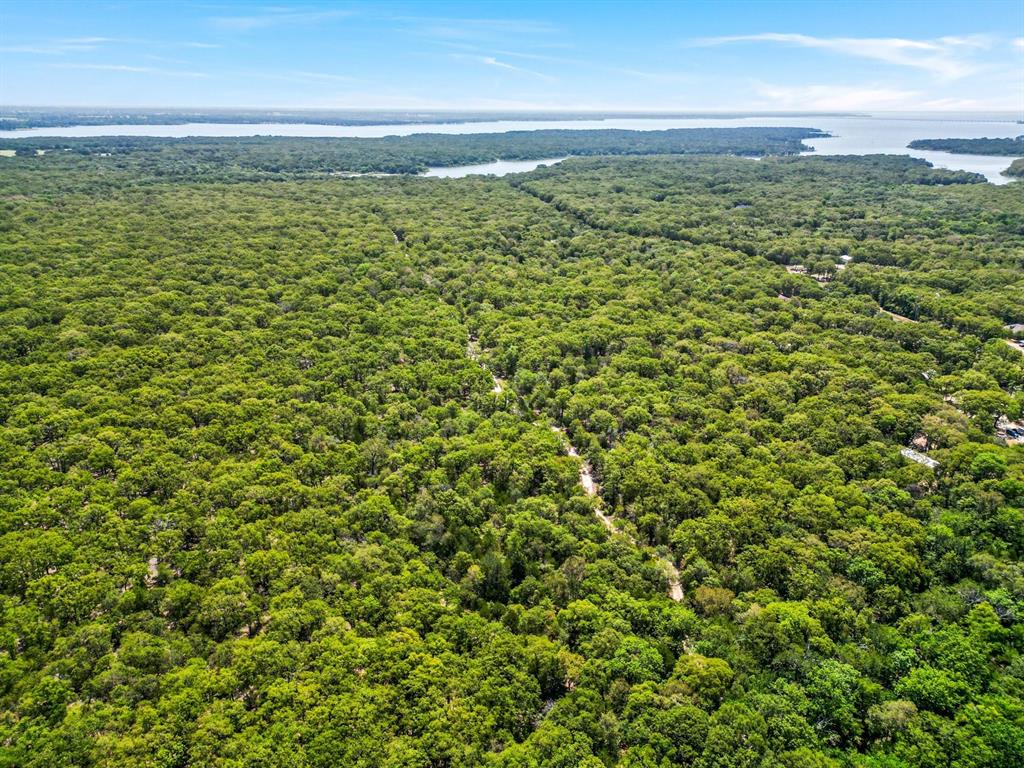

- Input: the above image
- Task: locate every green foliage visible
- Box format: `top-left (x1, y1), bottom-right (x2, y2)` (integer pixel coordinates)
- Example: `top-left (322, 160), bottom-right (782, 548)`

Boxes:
top-left (0, 126), bottom-right (823, 180)
top-left (907, 136), bottom-right (1024, 156)
top-left (0, 146), bottom-right (1021, 765)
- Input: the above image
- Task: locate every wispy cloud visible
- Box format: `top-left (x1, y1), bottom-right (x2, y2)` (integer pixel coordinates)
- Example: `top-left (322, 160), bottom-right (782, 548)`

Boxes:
top-left (209, 9), bottom-right (353, 31)
top-left (608, 67), bottom-right (697, 85)
top-left (286, 70), bottom-right (355, 83)
top-left (450, 53), bottom-right (556, 81)
top-left (442, 42), bottom-right (691, 85)
top-left (52, 63), bottom-right (149, 73)
top-left (752, 81), bottom-right (1010, 111)
top-left (63, 37), bottom-right (115, 46)
top-left (434, 40), bottom-right (583, 65)
top-left (694, 33), bottom-right (993, 79)
top-left (1013, 38), bottom-right (1024, 50)
top-left (490, 48), bottom-right (582, 66)
top-left (1, 36), bottom-right (114, 55)
top-left (481, 56), bottom-right (555, 81)
top-left (2, 36), bottom-right (223, 55)
top-left (144, 54), bottom-right (190, 64)
top-left (50, 63), bottom-right (210, 79)
top-left (395, 16), bottom-right (558, 43)
top-left (753, 82), bottom-right (920, 110)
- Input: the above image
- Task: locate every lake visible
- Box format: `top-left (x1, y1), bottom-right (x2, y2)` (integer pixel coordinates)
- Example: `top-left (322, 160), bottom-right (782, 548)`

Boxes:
top-left (424, 157), bottom-right (568, 178)
top-left (6, 112), bottom-right (1021, 182)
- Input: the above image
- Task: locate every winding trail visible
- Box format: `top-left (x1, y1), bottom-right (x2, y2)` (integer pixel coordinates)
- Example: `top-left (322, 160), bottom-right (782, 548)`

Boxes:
top-left (467, 333), bottom-right (681, 601)
top-left (549, 425), bottom-right (683, 602)
top-left (467, 337), bottom-right (505, 394)
top-left (545, 425), bottom-right (682, 603)
top-left (878, 307), bottom-right (918, 324)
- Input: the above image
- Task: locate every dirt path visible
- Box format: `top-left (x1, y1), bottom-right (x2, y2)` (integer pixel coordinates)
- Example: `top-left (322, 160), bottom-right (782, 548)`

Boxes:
top-left (878, 307), bottom-right (918, 323)
top-left (467, 334), bottom-right (682, 601)
top-left (549, 426), bottom-right (683, 601)
top-left (467, 337), bottom-right (504, 393)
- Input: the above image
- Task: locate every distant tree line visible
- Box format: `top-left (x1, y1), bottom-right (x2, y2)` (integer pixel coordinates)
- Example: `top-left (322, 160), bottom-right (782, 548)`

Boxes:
top-left (0, 107), bottom-right (848, 130)
top-left (0, 127), bottom-right (826, 176)
top-left (908, 136), bottom-right (1024, 156)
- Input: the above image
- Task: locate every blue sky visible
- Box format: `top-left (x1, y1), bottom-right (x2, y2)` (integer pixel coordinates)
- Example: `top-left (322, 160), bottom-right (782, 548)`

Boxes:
top-left (1, 1), bottom-right (1022, 111)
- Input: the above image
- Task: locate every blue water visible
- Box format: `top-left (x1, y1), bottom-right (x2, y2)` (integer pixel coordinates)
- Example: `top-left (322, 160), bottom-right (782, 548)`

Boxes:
top-left (6, 112), bottom-right (1021, 182)
top-left (423, 157), bottom-right (568, 178)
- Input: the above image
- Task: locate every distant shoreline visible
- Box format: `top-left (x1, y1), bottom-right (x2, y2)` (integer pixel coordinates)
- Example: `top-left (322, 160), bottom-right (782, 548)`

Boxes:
top-left (2, 108), bottom-right (1020, 133)
top-left (0, 108), bottom-right (867, 132)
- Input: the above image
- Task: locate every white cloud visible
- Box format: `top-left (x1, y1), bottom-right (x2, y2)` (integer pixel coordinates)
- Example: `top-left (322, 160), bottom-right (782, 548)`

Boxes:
top-left (488, 48), bottom-right (582, 66)
top-left (752, 83), bottom-right (921, 111)
top-left (0, 37), bottom-right (113, 55)
top-left (285, 70), bottom-right (356, 83)
top-left (480, 56), bottom-right (519, 72)
top-left (749, 81), bottom-right (1018, 111)
top-left (1013, 38), bottom-right (1024, 49)
top-left (935, 35), bottom-right (992, 48)
top-left (394, 16), bottom-right (558, 42)
top-left (695, 32), bottom-right (992, 79)
top-left (210, 9), bottom-right (353, 31)
top-left (64, 37), bottom-right (115, 45)
top-left (50, 63), bottom-right (210, 78)
top-left (56, 63), bottom-right (151, 73)
top-left (1, 37), bottom-right (223, 55)
top-left (481, 56), bottom-right (554, 80)
top-left (449, 53), bottom-right (556, 81)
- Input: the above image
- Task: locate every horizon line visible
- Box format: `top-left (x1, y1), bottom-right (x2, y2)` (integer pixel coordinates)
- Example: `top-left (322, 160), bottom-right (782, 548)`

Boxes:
top-left (3, 105), bottom-right (1022, 115)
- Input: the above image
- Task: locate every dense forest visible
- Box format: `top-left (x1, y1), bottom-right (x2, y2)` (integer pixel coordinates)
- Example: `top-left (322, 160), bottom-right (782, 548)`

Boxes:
top-left (907, 137), bottom-right (1024, 156)
top-left (1, 144), bottom-right (1023, 768)
top-left (0, 128), bottom-right (824, 176)
top-left (514, 155), bottom-right (1020, 336)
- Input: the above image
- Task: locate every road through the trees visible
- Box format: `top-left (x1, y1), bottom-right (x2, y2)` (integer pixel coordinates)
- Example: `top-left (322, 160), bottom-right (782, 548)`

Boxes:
top-left (468, 334), bottom-right (683, 601)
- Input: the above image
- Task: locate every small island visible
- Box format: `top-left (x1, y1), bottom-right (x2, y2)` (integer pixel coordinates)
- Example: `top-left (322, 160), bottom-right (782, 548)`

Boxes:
top-left (907, 136), bottom-right (1024, 156)
top-left (1004, 158), bottom-right (1024, 178)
